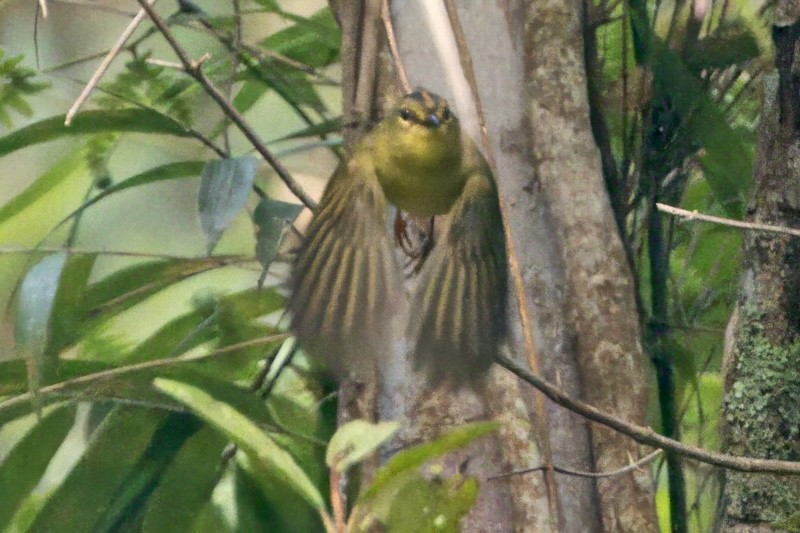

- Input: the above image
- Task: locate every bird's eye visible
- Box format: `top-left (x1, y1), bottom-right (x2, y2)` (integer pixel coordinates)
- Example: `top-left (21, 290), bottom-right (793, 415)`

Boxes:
top-left (399, 108), bottom-right (411, 121)
top-left (442, 107), bottom-right (451, 121)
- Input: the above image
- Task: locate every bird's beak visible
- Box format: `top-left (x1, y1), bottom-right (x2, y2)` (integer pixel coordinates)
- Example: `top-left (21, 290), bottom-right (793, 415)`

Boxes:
top-left (426, 114), bottom-right (440, 127)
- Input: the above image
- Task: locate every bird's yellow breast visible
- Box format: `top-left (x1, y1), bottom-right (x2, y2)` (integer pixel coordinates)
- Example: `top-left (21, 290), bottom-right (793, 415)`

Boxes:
top-left (369, 123), bottom-right (466, 217)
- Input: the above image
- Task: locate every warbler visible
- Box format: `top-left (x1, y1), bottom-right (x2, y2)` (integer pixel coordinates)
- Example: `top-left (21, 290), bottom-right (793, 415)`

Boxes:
top-left (289, 89), bottom-right (507, 387)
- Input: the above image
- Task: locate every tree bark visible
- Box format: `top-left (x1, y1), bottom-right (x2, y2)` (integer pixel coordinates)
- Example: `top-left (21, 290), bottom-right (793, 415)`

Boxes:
top-left (720, 10), bottom-right (800, 531)
top-left (524, 1), bottom-right (658, 531)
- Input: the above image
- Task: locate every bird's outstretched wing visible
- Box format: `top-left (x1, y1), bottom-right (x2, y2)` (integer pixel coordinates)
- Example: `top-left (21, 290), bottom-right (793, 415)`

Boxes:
top-left (408, 169), bottom-right (508, 387)
top-left (289, 153), bottom-right (399, 379)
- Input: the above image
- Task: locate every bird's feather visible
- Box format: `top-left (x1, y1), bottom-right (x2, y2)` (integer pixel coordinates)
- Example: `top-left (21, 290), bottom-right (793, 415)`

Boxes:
top-left (289, 154), bottom-right (399, 379)
top-left (408, 169), bottom-right (508, 387)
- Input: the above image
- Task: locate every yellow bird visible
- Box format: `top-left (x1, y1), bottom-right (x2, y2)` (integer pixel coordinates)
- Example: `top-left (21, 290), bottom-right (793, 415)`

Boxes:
top-left (289, 89), bottom-right (507, 387)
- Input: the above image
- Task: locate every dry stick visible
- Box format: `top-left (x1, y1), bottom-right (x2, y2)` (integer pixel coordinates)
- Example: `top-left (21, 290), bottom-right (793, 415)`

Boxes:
top-left (38, 0), bottom-right (49, 18)
top-left (440, 0), bottom-right (560, 517)
top-left (135, 0), bottom-right (317, 210)
top-left (657, 203), bottom-right (800, 238)
top-left (64, 0), bottom-right (157, 125)
top-left (380, 0), bottom-right (411, 94)
top-left (496, 353), bottom-right (800, 475)
top-left (491, 449), bottom-right (663, 481)
top-left (0, 334), bottom-right (290, 415)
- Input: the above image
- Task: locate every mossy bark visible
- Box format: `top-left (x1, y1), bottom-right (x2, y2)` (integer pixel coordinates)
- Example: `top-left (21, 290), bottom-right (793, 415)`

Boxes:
top-left (721, 17), bottom-right (800, 531)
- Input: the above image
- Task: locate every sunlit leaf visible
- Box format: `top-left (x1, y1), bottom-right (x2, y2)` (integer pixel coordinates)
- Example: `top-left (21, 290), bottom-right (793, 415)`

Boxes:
top-left (359, 421), bottom-right (498, 504)
top-left (0, 404), bottom-right (76, 527)
top-left (0, 109), bottom-right (191, 158)
top-left (153, 378), bottom-right (326, 513)
top-left (326, 420), bottom-right (399, 473)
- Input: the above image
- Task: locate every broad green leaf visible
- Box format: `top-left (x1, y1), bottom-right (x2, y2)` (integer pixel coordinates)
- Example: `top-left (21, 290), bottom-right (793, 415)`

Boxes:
top-left (27, 408), bottom-right (166, 532)
top-left (359, 421), bottom-right (498, 504)
top-left (326, 420), bottom-right (399, 473)
top-left (0, 404), bottom-right (76, 527)
top-left (140, 426), bottom-right (228, 533)
top-left (363, 472), bottom-right (478, 533)
top-left (15, 253), bottom-right (67, 386)
top-left (153, 378), bottom-right (326, 513)
top-left (55, 161), bottom-right (204, 230)
top-left (0, 150), bottom-right (86, 227)
top-left (0, 109), bottom-right (191, 158)
top-left (253, 197), bottom-right (303, 281)
top-left (198, 157), bottom-right (257, 255)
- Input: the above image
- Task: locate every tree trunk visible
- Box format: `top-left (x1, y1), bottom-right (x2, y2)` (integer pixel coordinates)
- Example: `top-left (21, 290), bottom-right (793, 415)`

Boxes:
top-left (720, 10), bottom-right (800, 531)
top-left (332, 1), bottom-right (658, 530)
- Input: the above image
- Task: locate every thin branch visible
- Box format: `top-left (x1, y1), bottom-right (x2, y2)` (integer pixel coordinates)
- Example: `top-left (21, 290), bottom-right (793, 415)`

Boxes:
top-left (65, 0), bottom-right (157, 125)
top-left (657, 203), bottom-right (800, 238)
top-left (0, 245), bottom-right (248, 261)
top-left (380, 0), bottom-right (411, 93)
top-left (38, 0), bottom-right (49, 18)
top-left (0, 334), bottom-right (290, 415)
top-left (135, 0), bottom-right (317, 210)
top-left (496, 353), bottom-right (800, 475)
top-left (491, 449), bottom-right (663, 480)
top-left (440, 0), bottom-right (559, 515)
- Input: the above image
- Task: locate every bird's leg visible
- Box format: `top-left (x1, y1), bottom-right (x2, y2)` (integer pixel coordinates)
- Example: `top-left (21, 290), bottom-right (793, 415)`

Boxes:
top-left (394, 210), bottom-right (415, 254)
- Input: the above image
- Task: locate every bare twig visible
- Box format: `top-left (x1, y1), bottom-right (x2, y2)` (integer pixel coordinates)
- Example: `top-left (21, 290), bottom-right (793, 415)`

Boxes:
top-left (380, 0), bottom-right (411, 93)
top-left (657, 203), bottom-right (800, 238)
top-left (441, 0), bottom-right (559, 515)
top-left (38, 0), bottom-right (49, 18)
top-left (491, 449), bottom-right (663, 480)
top-left (64, 0), bottom-right (157, 125)
top-left (135, 0), bottom-right (317, 210)
top-left (496, 352), bottom-right (800, 475)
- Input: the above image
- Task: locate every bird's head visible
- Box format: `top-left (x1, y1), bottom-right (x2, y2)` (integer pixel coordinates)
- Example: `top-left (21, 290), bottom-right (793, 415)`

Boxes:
top-left (383, 90), bottom-right (460, 155)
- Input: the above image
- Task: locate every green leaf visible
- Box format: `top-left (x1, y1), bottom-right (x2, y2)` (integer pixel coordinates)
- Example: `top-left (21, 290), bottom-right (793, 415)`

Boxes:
top-left (197, 157), bottom-right (257, 254)
top-left (326, 420), bottom-right (399, 473)
top-left (0, 150), bottom-right (86, 227)
top-left (372, 473), bottom-right (478, 533)
top-left (48, 254), bottom-right (97, 354)
top-left (140, 426), bottom-right (228, 533)
top-left (92, 413), bottom-right (203, 533)
top-left (253, 197), bottom-right (303, 280)
top-left (261, 8), bottom-right (340, 68)
top-left (359, 421), bottom-right (498, 504)
top-left (685, 22), bottom-right (760, 72)
top-left (153, 378), bottom-right (326, 513)
top-left (0, 109), bottom-right (191, 158)
top-left (15, 253), bottom-right (68, 386)
top-left (0, 404), bottom-right (77, 527)
top-left (27, 408), bottom-right (166, 532)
